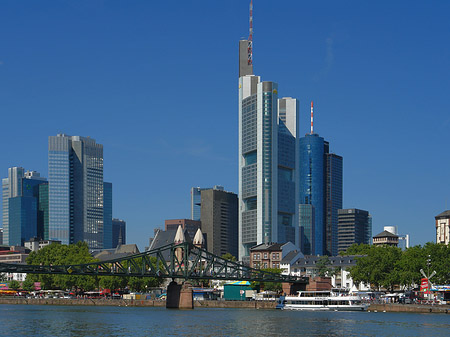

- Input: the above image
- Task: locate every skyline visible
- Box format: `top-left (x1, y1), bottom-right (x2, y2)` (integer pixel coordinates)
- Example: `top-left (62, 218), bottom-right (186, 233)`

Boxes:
top-left (1, 1), bottom-right (449, 251)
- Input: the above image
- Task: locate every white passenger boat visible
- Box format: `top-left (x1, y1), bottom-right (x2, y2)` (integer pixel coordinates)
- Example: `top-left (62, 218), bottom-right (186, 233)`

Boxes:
top-left (277, 289), bottom-right (368, 311)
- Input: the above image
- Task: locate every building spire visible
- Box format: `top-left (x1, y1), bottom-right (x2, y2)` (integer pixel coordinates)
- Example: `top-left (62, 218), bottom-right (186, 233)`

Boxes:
top-left (310, 101), bottom-right (314, 134)
top-left (248, 0), bottom-right (253, 66)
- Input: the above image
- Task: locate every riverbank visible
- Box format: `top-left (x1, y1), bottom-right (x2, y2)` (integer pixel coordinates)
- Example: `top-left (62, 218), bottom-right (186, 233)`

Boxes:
top-left (0, 297), bottom-right (276, 309)
top-left (368, 303), bottom-right (450, 314)
top-left (1, 298), bottom-right (449, 313)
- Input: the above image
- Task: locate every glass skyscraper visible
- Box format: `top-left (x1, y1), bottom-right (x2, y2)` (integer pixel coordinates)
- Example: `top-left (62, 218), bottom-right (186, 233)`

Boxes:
top-left (2, 168), bottom-right (47, 246)
top-left (48, 134), bottom-right (107, 248)
top-left (238, 49), bottom-right (299, 262)
top-left (103, 182), bottom-right (113, 249)
top-left (299, 134), bottom-right (343, 256)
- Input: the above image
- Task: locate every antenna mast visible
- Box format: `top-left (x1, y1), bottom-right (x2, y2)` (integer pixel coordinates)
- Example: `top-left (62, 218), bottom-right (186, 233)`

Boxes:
top-left (248, 0), bottom-right (253, 66)
top-left (310, 101), bottom-right (314, 134)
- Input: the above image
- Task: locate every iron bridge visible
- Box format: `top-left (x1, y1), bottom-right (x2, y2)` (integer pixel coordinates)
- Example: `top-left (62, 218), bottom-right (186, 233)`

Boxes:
top-left (0, 242), bottom-right (307, 284)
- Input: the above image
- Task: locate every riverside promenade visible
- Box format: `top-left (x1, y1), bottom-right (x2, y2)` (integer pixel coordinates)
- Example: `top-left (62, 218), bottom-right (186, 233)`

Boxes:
top-left (1, 298), bottom-right (449, 313)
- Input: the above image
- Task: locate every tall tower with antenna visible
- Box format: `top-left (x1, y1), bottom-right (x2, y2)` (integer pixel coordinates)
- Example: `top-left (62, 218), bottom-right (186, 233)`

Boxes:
top-left (238, 1), bottom-right (299, 262)
top-left (239, 1), bottom-right (254, 77)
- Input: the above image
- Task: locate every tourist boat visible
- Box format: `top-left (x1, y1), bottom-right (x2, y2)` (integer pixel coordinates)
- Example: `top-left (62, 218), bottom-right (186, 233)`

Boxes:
top-left (276, 289), bottom-right (368, 311)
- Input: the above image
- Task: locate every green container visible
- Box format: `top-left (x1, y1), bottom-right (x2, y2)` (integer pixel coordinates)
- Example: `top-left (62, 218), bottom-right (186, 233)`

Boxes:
top-left (223, 281), bottom-right (252, 301)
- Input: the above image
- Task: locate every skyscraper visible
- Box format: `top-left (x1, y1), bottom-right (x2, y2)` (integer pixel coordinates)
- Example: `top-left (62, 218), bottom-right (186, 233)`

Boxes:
top-left (337, 208), bottom-right (371, 252)
top-left (238, 3), bottom-right (299, 261)
top-left (48, 134), bottom-right (107, 248)
top-left (190, 186), bottom-right (223, 221)
top-left (200, 188), bottom-right (238, 258)
top-left (299, 124), bottom-right (342, 256)
top-left (2, 168), bottom-right (47, 246)
top-left (112, 218), bottom-right (126, 248)
top-left (103, 182), bottom-right (113, 249)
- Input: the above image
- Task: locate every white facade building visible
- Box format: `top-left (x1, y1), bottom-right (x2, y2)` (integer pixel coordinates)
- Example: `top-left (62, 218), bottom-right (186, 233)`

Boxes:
top-left (435, 210), bottom-right (450, 245)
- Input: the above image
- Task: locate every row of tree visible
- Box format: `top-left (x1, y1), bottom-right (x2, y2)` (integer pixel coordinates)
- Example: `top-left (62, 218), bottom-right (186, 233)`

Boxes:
top-left (25, 242), bottom-right (162, 292)
top-left (343, 242), bottom-right (450, 291)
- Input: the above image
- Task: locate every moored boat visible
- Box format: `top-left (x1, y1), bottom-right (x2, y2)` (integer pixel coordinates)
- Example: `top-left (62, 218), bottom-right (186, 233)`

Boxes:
top-left (277, 289), bottom-right (368, 311)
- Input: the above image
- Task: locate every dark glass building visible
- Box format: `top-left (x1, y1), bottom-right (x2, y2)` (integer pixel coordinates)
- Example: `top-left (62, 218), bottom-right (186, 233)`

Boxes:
top-left (299, 134), bottom-right (343, 256)
top-left (325, 153), bottom-right (343, 256)
top-left (338, 208), bottom-right (371, 252)
top-left (112, 218), bottom-right (126, 248)
top-left (103, 182), bottom-right (113, 249)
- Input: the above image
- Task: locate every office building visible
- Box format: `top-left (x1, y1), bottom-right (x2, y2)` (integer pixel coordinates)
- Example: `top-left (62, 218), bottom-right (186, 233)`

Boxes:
top-left (191, 186), bottom-right (223, 221)
top-left (299, 130), bottom-right (342, 256)
top-left (165, 219), bottom-right (201, 242)
top-left (103, 182), bottom-right (113, 249)
top-left (200, 188), bottom-right (238, 257)
top-left (2, 168), bottom-right (47, 246)
top-left (298, 204), bottom-right (315, 255)
top-left (112, 218), bottom-right (126, 248)
top-left (435, 210), bottom-right (450, 245)
top-left (48, 134), bottom-right (109, 249)
top-left (238, 11), bottom-right (299, 261)
top-left (337, 208), bottom-right (371, 253)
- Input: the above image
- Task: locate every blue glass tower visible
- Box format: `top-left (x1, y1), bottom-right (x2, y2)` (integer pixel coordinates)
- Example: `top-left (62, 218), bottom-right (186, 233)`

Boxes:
top-left (299, 133), bottom-right (343, 256)
top-left (48, 134), bottom-right (105, 248)
top-left (299, 134), bottom-right (326, 255)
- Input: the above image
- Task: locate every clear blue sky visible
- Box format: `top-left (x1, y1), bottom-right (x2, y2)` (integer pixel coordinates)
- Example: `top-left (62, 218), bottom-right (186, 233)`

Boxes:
top-left (1, 1), bottom-right (449, 251)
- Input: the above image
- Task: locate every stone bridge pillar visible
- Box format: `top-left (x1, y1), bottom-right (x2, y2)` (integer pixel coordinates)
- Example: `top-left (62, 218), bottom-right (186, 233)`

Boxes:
top-left (166, 280), bottom-right (193, 309)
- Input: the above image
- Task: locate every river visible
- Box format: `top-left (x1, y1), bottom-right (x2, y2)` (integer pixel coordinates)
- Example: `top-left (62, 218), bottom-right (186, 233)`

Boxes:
top-left (1, 304), bottom-right (450, 336)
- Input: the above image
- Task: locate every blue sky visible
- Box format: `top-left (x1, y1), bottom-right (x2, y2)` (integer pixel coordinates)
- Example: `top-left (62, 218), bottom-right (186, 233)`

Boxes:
top-left (1, 0), bottom-right (449, 251)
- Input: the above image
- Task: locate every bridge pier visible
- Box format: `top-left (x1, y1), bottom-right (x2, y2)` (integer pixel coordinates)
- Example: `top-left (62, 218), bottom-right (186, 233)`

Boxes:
top-left (166, 280), bottom-right (193, 309)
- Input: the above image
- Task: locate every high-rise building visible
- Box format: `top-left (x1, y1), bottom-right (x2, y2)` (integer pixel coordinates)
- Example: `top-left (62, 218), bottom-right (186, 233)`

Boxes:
top-left (191, 186), bottom-right (223, 221)
top-left (103, 182), bottom-right (113, 249)
top-left (325, 153), bottom-right (343, 256)
top-left (2, 168), bottom-right (47, 246)
top-left (337, 208), bottom-right (371, 253)
top-left (238, 5), bottom-right (299, 262)
top-left (299, 131), bottom-right (343, 256)
top-left (48, 134), bottom-right (108, 248)
top-left (200, 188), bottom-right (238, 258)
top-left (112, 218), bottom-right (126, 248)
top-left (298, 204), bottom-right (315, 255)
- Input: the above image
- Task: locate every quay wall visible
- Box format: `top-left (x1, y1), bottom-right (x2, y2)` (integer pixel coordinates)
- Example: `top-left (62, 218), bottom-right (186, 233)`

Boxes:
top-left (1, 298), bottom-right (448, 313)
top-left (369, 303), bottom-right (450, 314)
top-left (0, 297), bottom-right (276, 309)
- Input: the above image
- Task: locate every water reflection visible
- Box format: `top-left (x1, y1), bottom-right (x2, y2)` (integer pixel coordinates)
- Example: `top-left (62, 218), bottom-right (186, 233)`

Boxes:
top-left (0, 305), bottom-right (450, 336)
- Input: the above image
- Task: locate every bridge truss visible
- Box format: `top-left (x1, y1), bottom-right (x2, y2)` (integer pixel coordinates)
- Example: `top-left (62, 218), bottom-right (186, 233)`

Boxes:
top-left (0, 242), bottom-right (307, 284)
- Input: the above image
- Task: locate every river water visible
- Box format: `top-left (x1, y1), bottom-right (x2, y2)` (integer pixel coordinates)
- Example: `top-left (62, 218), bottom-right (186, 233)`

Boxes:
top-left (1, 304), bottom-right (450, 336)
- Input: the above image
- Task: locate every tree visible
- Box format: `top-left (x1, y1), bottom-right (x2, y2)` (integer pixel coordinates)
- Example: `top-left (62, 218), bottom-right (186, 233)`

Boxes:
top-left (221, 253), bottom-right (237, 262)
top-left (22, 278), bottom-right (35, 292)
top-left (316, 256), bottom-right (333, 277)
top-left (9, 280), bottom-right (20, 291)
top-left (251, 268), bottom-right (282, 293)
top-left (26, 241), bottom-right (98, 291)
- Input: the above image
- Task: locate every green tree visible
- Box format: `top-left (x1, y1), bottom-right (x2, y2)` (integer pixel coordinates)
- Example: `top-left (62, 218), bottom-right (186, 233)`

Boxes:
top-left (26, 241), bottom-right (98, 291)
top-left (22, 278), bottom-right (35, 292)
top-left (316, 256), bottom-right (333, 277)
top-left (251, 268), bottom-right (282, 293)
top-left (9, 280), bottom-right (20, 291)
top-left (221, 253), bottom-right (237, 262)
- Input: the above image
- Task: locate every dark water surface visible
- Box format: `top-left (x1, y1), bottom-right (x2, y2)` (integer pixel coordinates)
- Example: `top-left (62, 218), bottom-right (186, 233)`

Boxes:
top-left (1, 304), bottom-right (450, 336)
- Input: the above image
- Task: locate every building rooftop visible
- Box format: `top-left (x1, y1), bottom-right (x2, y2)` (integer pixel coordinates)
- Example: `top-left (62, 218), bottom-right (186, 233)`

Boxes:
top-left (250, 242), bottom-right (283, 252)
top-left (373, 230), bottom-right (399, 238)
top-left (435, 210), bottom-right (450, 219)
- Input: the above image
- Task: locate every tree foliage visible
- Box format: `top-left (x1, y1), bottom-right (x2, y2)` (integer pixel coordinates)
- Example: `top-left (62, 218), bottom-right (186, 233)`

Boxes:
top-left (26, 242), bottom-right (99, 291)
top-left (221, 253), bottom-right (237, 262)
top-left (26, 243), bottom-right (164, 292)
top-left (342, 242), bottom-right (450, 290)
top-left (251, 268), bottom-right (282, 292)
